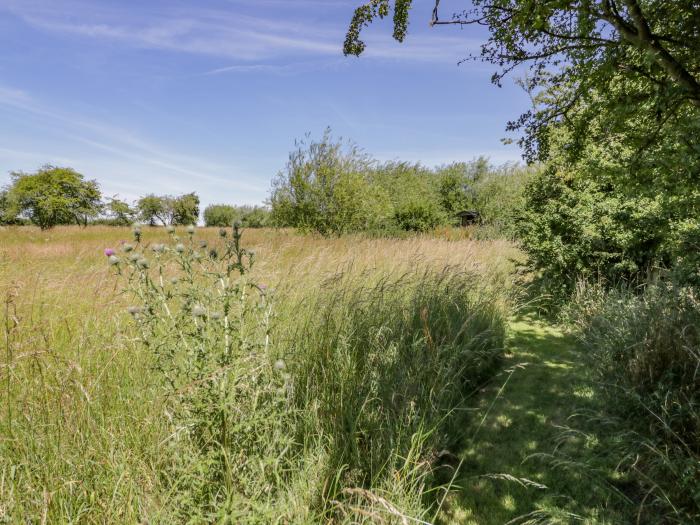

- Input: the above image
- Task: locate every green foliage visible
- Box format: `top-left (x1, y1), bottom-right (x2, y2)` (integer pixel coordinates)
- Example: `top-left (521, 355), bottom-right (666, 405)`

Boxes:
top-left (103, 197), bottom-right (136, 226)
top-left (203, 204), bottom-right (237, 227)
top-left (2, 165), bottom-right (102, 229)
top-left (270, 130), bottom-right (391, 235)
top-left (171, 192), bottom-right (200, 226)
top-left (204, 204), bottom-right (270, 228)
top-left (570, 283), bottom-right (700, 523)
top-left (346, 1), bottom-right (700, 164)
top-left (271, 132), bottom-right (531, 236)
top-left (136, 194), bottom-right (170, 226)
top-left (137, 193), bottom-right (200, 226)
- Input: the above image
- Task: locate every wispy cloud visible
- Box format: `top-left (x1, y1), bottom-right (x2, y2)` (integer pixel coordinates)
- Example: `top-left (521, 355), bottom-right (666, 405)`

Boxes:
top-left (0, 0), bottom-right (479, 66)
top-left (0, 83), bottom-right (267, 200)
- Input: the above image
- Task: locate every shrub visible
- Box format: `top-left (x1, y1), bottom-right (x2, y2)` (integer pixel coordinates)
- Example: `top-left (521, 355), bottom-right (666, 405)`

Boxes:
top-left (205, 204), bottom-right (271, 228)
top-left (516, 167), bottom-right (671, 301)
top-left (270, 130), bottom-right (390, 235)
top-left (203, 204), bottom-right (237, 227)
top-left (571, 283), bottom-right (700, 523)
top-left (393, 199), bottom-right (446, 232)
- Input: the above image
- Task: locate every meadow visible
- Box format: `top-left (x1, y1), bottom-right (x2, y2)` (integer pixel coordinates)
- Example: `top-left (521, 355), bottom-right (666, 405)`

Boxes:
top-left (0, 225), bottom-right (520, 523)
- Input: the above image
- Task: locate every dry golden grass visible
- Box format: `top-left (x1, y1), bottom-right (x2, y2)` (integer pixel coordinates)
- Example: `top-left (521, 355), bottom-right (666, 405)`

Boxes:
top-left (0, 225), bottom-right (520, 523)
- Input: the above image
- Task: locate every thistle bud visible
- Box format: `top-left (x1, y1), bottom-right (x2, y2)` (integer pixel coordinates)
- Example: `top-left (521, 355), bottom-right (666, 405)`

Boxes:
top-left (129, 253), bottom-right (140, 262)
top-left (218, 228), bottom-right (227, 238)
top-left (274, 359), bottom-right (286, 371)
top-left (210, 311), bottom-right (223, 320)
top-left (127, 306), bottom-right (143, 316)
top-left (132, 227), bottom-right (142, 242)
top-left (186, 225), bottom-right (195, 235)
top-left (137, 258), bottom-right (150, 269)
top-left (108, 255), bottom-right (120, 266)
top-left (199, 240), bottom-right (208, 249)
top-left (175, 243), bottom-right (185, 253)
top-left (192, 305), bottom-right (206, 317)
top-left (122, 243), bottom-right (134, 253)
top-left (152, 244), bottom-right (165, 253)
top-left (233, 220), bottom-right (242, 229)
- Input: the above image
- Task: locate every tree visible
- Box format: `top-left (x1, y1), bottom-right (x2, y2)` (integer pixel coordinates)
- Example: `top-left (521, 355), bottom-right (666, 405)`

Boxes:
top-left (104, 197), bottom-right (136, 226)
top-left (172, 192), bottom-right (200, 225)
top-left (270, 130), bottom-right (391, 235)
top-left (137, 195), bottom-right (171, 226)
top-left (204, 204), bottom-right (238, 227)
top-left (345, 1), bottom-right (700, 165)
top-left (3, 166), bottom-right (102, 229)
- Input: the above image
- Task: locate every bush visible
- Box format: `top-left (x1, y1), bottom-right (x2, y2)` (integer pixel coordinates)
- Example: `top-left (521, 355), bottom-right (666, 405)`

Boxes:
top-left (571, 283), bottom-right (700, 523)
top-left (204, 204), bottom-right (271, 228)
top-left (516, 167), bottom-right (671, 301)
top-left (203, 204), bottom-right (237, 227)
top-left (270, 130), bottom-right (390, 235)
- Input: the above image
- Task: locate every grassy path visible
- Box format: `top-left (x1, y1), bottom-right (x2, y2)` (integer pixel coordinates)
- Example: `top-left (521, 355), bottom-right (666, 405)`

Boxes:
top-left (439, 316), bottom-right (636, 524)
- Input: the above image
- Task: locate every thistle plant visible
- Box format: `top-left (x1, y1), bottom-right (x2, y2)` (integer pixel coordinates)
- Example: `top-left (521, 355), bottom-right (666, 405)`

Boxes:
top-left (108, 225), bottom-right (289, 518)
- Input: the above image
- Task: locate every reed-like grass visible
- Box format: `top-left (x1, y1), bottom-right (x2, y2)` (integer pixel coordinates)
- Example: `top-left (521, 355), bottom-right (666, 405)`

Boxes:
top-left (568, 282), bottom-right (700, 523)
top-left (0, 226), bottom-right (519, 523)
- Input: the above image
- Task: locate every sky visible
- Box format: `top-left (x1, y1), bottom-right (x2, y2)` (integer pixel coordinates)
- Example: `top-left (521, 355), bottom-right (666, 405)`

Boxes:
top-left (0, 0), bottom-right (531, 208)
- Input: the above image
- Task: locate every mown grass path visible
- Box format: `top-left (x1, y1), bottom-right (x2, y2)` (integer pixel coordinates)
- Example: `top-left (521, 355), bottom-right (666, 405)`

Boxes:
top-left (439, 316), bottom-right (637, 524)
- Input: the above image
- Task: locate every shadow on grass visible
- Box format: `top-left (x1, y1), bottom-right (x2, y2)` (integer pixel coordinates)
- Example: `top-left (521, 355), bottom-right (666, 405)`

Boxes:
top-left (438, 315), bottom-right (639, 525)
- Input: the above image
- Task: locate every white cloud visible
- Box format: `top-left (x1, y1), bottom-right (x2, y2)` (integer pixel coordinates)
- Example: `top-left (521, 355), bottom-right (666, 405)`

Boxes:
top-left (0, 84), bottom-right (268, 204)
top-left (0, 0), bottom-right (479, 64)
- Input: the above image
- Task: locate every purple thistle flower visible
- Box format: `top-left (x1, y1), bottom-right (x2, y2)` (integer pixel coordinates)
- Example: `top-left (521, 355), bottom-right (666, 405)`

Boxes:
top-left (104, 248), bottom-right (116, 257)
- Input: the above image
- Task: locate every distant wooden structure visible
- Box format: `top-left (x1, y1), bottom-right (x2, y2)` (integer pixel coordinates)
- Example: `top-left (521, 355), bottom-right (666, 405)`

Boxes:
top-left (456, 210), bottom-right (481, 227)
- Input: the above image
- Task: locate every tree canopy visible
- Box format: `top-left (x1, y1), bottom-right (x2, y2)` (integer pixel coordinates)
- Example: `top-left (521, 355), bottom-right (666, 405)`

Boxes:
top-left (2, 166), bottom-right (102, 229)
top-left (345, 1), bottom-right (700, 165)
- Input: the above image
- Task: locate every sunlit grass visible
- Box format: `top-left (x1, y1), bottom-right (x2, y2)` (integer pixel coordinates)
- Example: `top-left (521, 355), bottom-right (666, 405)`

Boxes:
top-left (0, 225), bottom-right (520, 523)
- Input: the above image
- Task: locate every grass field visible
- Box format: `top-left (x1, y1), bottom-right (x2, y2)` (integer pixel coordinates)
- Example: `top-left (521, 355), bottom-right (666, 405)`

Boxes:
top-left (0, 226), bottom-right (521, 523)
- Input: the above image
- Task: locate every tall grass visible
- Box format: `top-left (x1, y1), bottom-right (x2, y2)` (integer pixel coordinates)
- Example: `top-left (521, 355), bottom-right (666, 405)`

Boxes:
top-left (568, 282), bottom-right (700, 523)
top-left (0, 226), bottom-right (517, 523)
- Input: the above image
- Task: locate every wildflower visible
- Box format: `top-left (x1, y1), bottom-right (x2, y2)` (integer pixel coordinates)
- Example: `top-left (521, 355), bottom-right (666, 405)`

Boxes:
top-left (274, 359), bottom-right (286, 371)
top-left (218, 228), bottom-right (227, 238)
top-left (132, 227), bottom-right (142, 242)
top-left (187, 225), bottom-right (195, 235)
top-left (104, 248), bottom-right (116, 257)
top-left (192, 305), bottom-right (206, 317)
top-left (175, 243), bottom-right (185, 253)
top-left (122, 243), bottom-right (134, 253)
top-left (208, 248), bottom-right (219, 260)
top-left (137, 258), bottom-right (150, 269)
top-left (152, 243), bottom-right (166, 253)
top-left (129, 253), bottom-right (140, 262)
top-left (127, 306), bottom-right (143, 316)
top-left (108, 255), bottom-right (120, 266)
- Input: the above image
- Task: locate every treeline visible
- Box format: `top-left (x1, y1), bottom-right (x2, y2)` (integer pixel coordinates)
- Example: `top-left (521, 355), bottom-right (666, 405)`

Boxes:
top-left (269, 130), bottom-right (535, 236)
top-left (0, 165), bottom-right (271, 229)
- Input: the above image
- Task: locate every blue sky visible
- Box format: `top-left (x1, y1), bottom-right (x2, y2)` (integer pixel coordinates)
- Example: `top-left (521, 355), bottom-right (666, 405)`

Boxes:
top-left (0, 0), bottom-right (530, 207)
